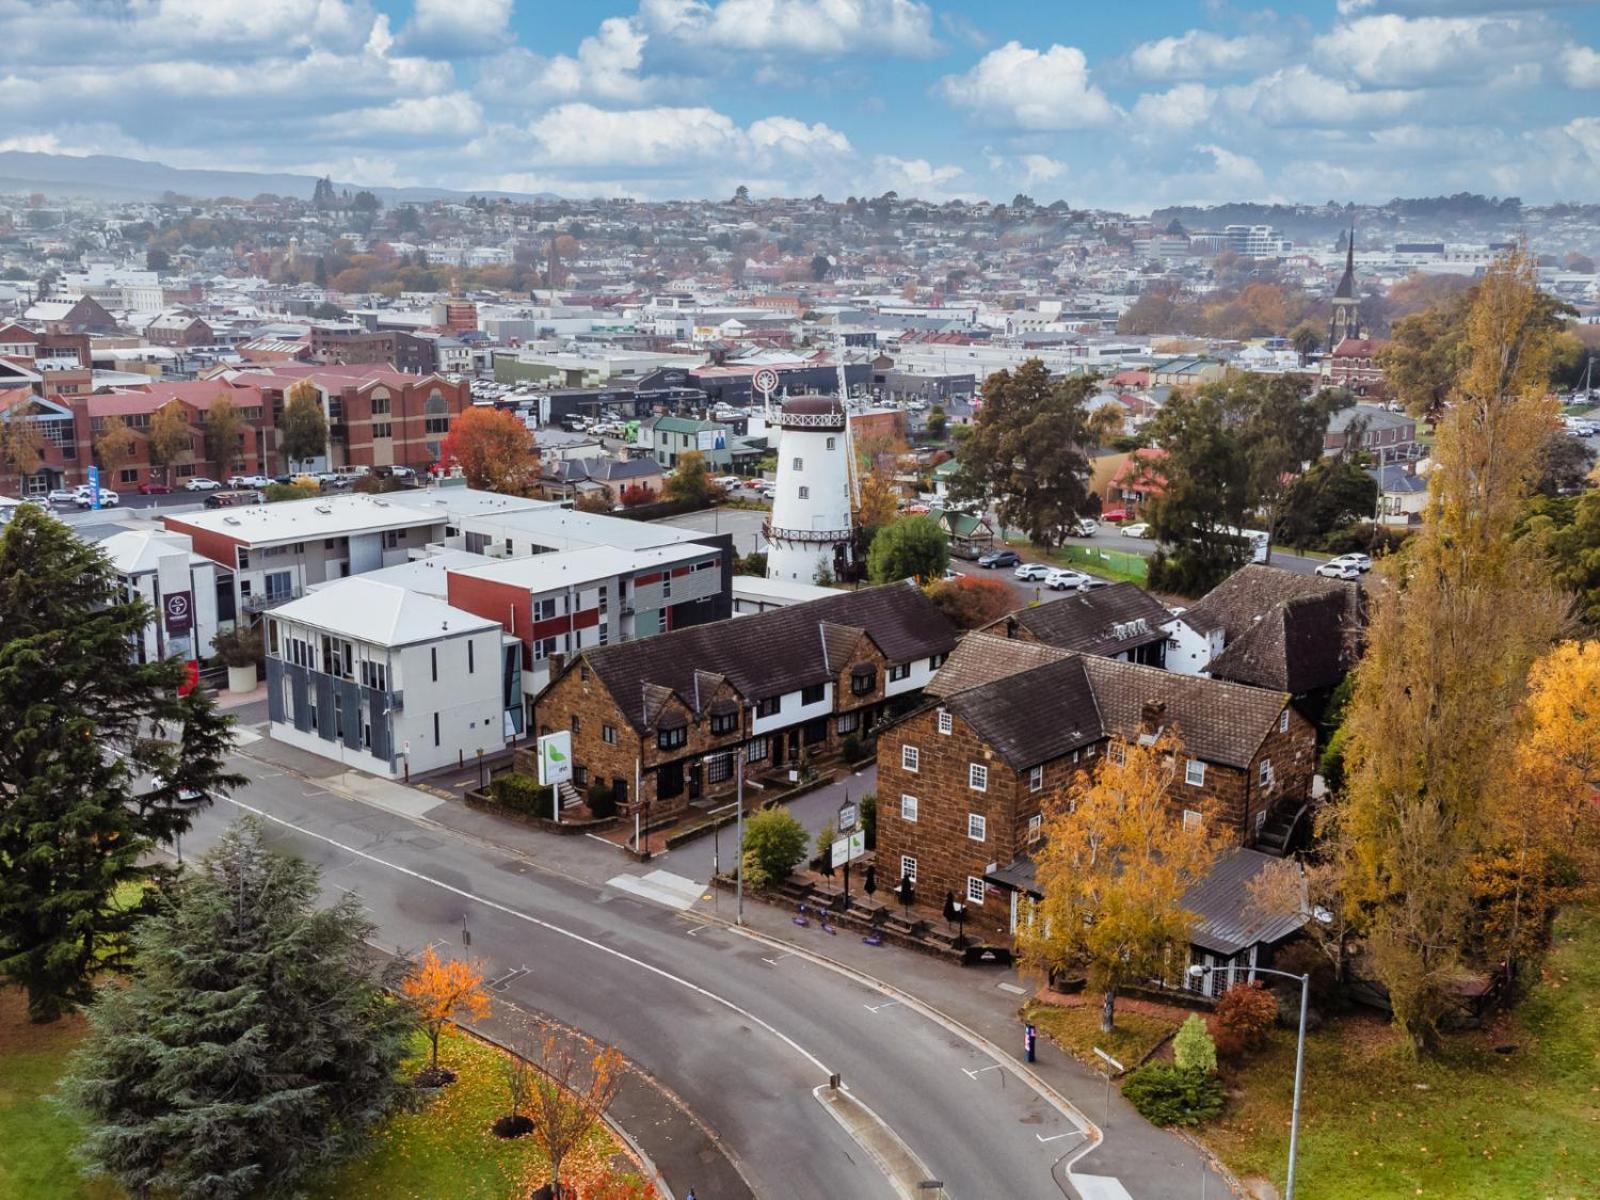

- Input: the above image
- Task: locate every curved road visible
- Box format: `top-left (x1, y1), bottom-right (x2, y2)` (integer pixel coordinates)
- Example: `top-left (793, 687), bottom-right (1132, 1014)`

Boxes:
top-left (181, 761), bottom-right (1090, 1200)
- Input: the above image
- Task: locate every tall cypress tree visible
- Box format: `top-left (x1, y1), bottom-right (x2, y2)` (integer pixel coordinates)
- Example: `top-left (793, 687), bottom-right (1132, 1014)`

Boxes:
top-left (0, 507), bottom-right (243, 1021)
top-left (58, 820), bottom-right (414, 1200)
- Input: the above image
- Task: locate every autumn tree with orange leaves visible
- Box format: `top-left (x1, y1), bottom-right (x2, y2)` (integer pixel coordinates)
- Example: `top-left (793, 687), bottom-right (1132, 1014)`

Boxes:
top-left (399, 946), bottom-right (492, 1076)
top-left (527, 1030), bottom-right (627, 1196)
top-left (439, 406), bottom-right (539, 495)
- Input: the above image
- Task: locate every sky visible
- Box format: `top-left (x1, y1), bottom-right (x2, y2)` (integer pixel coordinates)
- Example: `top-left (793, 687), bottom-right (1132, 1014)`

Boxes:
top-left (3, 0), bottom-right (1600, 210)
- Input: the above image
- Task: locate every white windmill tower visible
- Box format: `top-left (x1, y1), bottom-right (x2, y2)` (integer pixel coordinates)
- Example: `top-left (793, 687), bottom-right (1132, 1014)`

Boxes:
top-left (764, 388), bottom-right (856, 584)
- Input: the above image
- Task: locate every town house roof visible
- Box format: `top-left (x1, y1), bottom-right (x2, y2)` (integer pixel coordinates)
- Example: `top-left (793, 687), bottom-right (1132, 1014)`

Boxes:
top-left (987, 582), bottom-right (1172, 658)
top-left (581, 582), bottom-right (957, 733)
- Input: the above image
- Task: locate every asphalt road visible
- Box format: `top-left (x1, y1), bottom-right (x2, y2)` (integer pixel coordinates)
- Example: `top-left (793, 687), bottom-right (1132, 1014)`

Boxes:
top-left (182, 757), bottom-right (1091, 1200)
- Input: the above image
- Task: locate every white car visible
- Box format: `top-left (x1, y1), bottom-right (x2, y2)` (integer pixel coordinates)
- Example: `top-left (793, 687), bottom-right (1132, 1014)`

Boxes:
top-left (1564, 419), bottom-right (1596, 437)
top-left (74, 488), bottom-right (119, 508)
top-left (184, 477), bottom-right (223, 491)
top-left (714, 476), bottom-right (744, 489)
top-left (1045, 568), bottom-right (1093, 591)
top-left (1316, 561), bottom-right (1360, 580)
top-left (46, 487), bottom-right (77, 505)
top-left (1070, 518), bottom-right (1099, 537)
top-left (1014, 562), bottom-right (1051, 582)
top-left (228, 474), bottom-right (270, 488)
top-left (1328, 552), bottom-right (1371, 573)
top-left (1120, 522), bottom-right (1152, 539)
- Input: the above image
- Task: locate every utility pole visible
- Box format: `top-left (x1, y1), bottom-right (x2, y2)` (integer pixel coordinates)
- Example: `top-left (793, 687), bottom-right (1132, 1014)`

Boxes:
top-left (735, 743), bottom-right (745, 926)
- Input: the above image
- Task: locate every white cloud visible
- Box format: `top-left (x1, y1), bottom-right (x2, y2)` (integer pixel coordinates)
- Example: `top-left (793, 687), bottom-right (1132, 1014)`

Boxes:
top-left (526, 103), bottom-right (850, 170)
top-left (322, 92), bottom-right (483, 140)
top-left (869, 155), bottom-right (971, 200)
top-left (1128, 30), bottom-right (1279, 80)
top-left (747, 116), bottom-right (852, 155)
top-left (480, 17), bottom-right (656, 105)
top-left (638, 0), bottom-right (939, 58)
top-left (1222, 66), bottom-right (1415, 127)
top-left (404, 0), bottom-right (512, 54)
top-left (938, 42), bottom-right (1119, 130)
top-left (1132, 82), bottom-right (1216, 132)
top-left (1561, 45), bottom-right (1600, 89)
top-left (1314, 13), bottom-right (1555, 88)
top-left (1018, 154), bottom-right (1065, 185)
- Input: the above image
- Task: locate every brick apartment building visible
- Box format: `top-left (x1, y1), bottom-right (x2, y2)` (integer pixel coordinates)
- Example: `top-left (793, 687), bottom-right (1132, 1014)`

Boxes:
top-left (532, 583), bottom-right (956, 817)
top-left (144, 312), bottom-right (216, 347)
top-left (308, 325), bottom-right (437, 375)
top-left (874, 634), bottom-right (1317, 923)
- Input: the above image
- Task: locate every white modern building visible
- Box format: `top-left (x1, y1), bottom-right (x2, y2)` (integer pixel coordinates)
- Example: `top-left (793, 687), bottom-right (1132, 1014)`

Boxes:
top-left (265, 577), bottom-right (519, 778)
top-left (98, 529), bottom-right (230, 663)
top-left (765, 395), bottom-right (855, 584)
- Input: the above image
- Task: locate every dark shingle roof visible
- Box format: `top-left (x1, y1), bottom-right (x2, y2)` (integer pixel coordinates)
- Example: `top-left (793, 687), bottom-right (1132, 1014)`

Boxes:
top-left (1179, 564), bottom-right (1356, 642)
top-left (584, 582), bottom-right (957, 731)
top-left (925, 633), bottom-right (1071, 697)
top-left (945, 658), bottom-right (1104, 770)
top-left (991, 582), bottom-right (1172, 658)
top-left (1180, 565), bottom-right (1361, 693)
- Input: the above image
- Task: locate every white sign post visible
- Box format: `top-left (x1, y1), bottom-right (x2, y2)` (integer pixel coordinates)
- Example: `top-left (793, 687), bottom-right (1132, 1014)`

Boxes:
top-left (537, 731), bottom-right (573, 786)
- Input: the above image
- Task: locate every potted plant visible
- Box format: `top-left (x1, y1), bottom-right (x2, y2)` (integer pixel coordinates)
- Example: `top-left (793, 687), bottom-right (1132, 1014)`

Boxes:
top-left (212, 624), bottom-right (262, 694)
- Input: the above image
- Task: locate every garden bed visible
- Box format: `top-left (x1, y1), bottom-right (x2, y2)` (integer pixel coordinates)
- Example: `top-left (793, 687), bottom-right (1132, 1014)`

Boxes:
top-left (1022, 997), bottom-right (1180, 1076)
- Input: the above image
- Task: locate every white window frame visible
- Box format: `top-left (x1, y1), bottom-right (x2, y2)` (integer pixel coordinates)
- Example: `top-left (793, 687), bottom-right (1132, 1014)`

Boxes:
top-left (1259, 759), bottom-right (1274, 788)
top-left (967, 812), bottom-right (986, 842)
top-left (1110, 743), bottom-right (1125, 766)
top-left (968, 762), bottom-right (988, 792)
top-left (900, 855), bottom-right (918, 883)
top-left (1279, 709), bottom-right (1290, 733)
top-left (902, 744), bottom-right (919, 773)
top-left (1185, 759), bottom-right (1206, 787)
top-left (1027, 814), bottom-right (1043, 843)
top-left (1029, 765), bottom-right (1044, 792)
top-left (937, 709), bottom-right (953, 736)
top-left (1183, 809), bottom-right (1203, 831)
top-left (966, 876), bottom-right (986, 906)
top-left (900, 794), bottom-right (918, 823)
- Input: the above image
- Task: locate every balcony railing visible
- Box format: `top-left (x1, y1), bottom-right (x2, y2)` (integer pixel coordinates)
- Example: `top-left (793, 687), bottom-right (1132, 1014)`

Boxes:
top-left (242, 590), bottom-right (300, 612)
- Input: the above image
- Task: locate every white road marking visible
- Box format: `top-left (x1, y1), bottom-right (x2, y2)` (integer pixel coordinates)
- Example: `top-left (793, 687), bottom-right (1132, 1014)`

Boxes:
top-left (1074, 1174), bottom-right (1136, 1200)
top-left (214, 795), bottom-right (830, 1074)
top-left (863, 999), bottom-right (900, 1013)
top-left (962, 1064), bottom-right (1004, 1079)
top-left (761, 952), bottom-right (794, 966)
top-left (1036, 1131), bottom-right (1082, 1144)
top-left (684, 924), bottom-right (710, 937)
top-left (606, 869), bottom-right (704, 911)
top-left (997, 982), bottom-right (1027, 995)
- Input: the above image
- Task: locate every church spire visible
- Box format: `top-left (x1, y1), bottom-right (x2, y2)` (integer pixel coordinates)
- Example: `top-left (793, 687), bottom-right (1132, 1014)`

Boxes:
top-left (1329, 222), bottom-right (1361, 348)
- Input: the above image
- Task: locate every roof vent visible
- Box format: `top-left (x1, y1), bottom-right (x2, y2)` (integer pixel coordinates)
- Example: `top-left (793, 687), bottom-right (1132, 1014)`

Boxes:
top-left (315, 503), bottom-right (332, 514)
top-left (223, 516), bottom-right (241, 525)
top-left (373, 498), bottom-right (388, 507)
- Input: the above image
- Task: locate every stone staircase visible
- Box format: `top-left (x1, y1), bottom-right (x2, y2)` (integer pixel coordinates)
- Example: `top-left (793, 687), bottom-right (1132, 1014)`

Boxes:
top-left (1255, 801), bottom-right (1308, 857)
top-left (556, 779), bottom-right (584, 815)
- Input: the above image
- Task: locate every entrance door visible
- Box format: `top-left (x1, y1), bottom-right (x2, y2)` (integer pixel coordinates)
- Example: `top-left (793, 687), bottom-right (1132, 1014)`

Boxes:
top-left (688, 764), bottom-right (703, 801)
top-left (657, 760), bottom-right (684, 800)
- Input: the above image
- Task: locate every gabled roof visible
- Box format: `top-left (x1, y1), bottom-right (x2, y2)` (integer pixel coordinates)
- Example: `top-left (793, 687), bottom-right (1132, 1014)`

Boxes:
top-left (945, 657), bottom-right (1104, 770)
top-left (926, 633), bottom-right (1071, 698)
top-left (989, 582), bottom-right (1172, 658)
top-left (1177, 564), bottom-right (1356, 644)
top-left (272, 577), bottom-right (498, 648)
top-left (1175, 565), bottom-right (1362, 690)
top-left (582, 582), bottom-right (957, 732)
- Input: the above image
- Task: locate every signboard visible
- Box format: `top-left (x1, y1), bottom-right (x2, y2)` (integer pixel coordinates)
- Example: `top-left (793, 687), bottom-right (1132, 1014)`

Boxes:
top-left (837, 800), bottom-right (858, 833)
top-left (536, 730), bottom-right (573, 786)
top-left (695, 429), bottom-right (727, 452)
top-left (163, 590), bottom-right (194, 636)
top-left (830, 830), bottom-right (866, 868)
top-left (752, 367), bottom-right (779, 397)
top-left (87, 464), bottom-right (100, 510)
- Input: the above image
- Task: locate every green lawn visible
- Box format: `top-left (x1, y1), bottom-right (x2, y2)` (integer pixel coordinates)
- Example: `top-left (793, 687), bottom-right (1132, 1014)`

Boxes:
top-left (0, 1002), bottom-right (637, 1200)
top-left (1024, 998), bottom-right (1179, 1075)
top-left (1199, 907), bottom-right (1600, 1199)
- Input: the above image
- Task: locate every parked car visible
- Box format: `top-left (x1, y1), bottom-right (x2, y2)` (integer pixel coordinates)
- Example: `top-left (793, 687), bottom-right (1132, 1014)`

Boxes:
top-left (137, 479), bottom-right (172, 494)
top-left (714, 476), bottom-right (743, 489)
top-left (74, 488), bottom-right (119, 508)
top-left (1101, 508), bottom-right (1128, 523)
top-left (228, 474), bottom-right (270, 488)
top-left (388, 466), bottom-right (416, 481)
top-left (1328, 552), bottom-right (1372, 573)
top-left (1070, 518), bottom-right (1099, 537)
top-left (1120, 522), bottom-right (1152, 538)
top-left (1045, 568), bottom-right (1093, 591)
top-left (1014, 562), bottom-right (1051, 581)
top-left (942, 567), bottom-right (962, 581)
top-left (1316, 561), bottom-right (1361, 580)
top-left (977, 549), bottom-right (1021, 569)
top-left (46, 488), bottom-right (77, 505)
top-left (184, 477), bottom-right (223, 491)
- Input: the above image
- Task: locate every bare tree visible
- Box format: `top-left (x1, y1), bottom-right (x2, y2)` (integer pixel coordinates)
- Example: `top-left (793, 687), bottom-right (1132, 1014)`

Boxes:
top-left (528, 1029), bottom-right (626, 1195)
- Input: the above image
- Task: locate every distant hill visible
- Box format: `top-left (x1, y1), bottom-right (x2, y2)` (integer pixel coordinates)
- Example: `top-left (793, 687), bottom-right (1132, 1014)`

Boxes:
top-left (0, 151), bottom-right (559, 204)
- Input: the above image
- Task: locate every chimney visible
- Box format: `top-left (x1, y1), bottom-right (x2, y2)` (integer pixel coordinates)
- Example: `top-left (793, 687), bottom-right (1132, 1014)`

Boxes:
top-left (1140, 699), bottom-right (1166, 736)
top-left (549, 651), bottom-right (566, 678)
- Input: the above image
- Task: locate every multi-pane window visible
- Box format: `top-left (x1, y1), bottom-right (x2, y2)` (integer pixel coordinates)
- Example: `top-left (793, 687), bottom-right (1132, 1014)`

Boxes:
top-left (900, 794), bottom-right (918, 822)
top-left (966, 876), bottom-right (986, 905)
top-left (1279, 709), bottom-right (1290, 733)
top-left (1027, 814), bottom-right (1042, 843)
top-left (746, 736), bottom-right (769, 762)
top-left (888, 662), bottom-right (911, 682)
top-left (967, 813), bottom-right (986, 842)
top-left (1029, 765), bottom-right (1043, 792)
top-left (1186, 759), bottom-right (1206, 787)
top-left (969, 763), bottom-right (988, 792)
top-left (900, 855), bottom-right (918, 883)
top-left (756, 696), bottom-right (781, 718)
top-left (801, 683), bottom-right (825, 705)
top-left (1183, 809), bottom-right (1204, 831)
top-left (836, 710), bottom-right (860, 734)
top-left (901, 744), bottom-right (919, 773)
top-left (1259, 759), bottom-right (1274, 788)
top-left (657, 726), bottom-right (687, 750)
top-left (602, 724), bottom-right (617, 745)
top-left (937, 709), bottom-right (953, 735)
top-left (710, 711), bottom-right (738, 735)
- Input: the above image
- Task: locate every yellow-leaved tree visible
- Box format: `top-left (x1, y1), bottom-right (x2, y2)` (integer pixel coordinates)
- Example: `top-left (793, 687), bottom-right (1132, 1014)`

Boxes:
top-left (1016, 731), bottom-right (1224, 1032)
top-left (1336, 245), bottom-right (1569, 1053)
top-left (399, 946), bottom-right (492, 1076)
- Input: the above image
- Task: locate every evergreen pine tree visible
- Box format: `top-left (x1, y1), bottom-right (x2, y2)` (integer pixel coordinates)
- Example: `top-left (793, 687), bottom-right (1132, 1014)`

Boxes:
top-left (58, 820), bottom-right (414, 1200)
top-left (0, 507), bottom-right (243, 1021)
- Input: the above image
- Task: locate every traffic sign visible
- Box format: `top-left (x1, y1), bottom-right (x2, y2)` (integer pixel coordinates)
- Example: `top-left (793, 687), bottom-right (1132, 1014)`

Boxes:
top-left (837, 800), bottom-right (858, 833)
top-left (753, 367), bottom-right (779, 398)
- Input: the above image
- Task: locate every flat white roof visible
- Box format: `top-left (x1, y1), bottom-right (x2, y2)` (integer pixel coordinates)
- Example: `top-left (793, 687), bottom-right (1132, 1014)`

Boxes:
top-left (272, 577), bottom-right (499, 647)
top-left (308, 548), bottom-right (489, 598)
top-left (450, 542), bottom-right (716, 591)
top-left (460, 506), bottom-right (702, 553)
top-left (167, 494), bottom-right (445, 546)
top-left (732, 576), bottom-right (841, 604)
top-left (393, 486), bottom-right (554, 522)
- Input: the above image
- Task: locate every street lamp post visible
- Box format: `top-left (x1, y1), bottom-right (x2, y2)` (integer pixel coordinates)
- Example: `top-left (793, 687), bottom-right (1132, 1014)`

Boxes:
top-left (734, 744), bottom-right (745, 926)
top-left (1191, 964), bottom-right (1310, 1200)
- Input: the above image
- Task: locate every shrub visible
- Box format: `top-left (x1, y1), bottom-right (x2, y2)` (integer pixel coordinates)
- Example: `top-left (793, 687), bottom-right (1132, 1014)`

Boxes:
top-left (841, 733), bottom-right (862, 762)
top-left (587, 782), bottom-right (616, 819)
top-left (743, 808), bottom-right (809, 887)
top-left (492, 773), bottom-right (554, 819)
top-left (1173, 1013), bottom-right (1218, 1074)
top-left (1209, 982), bottom-right (1279, 1060)
top-left (1121, 1064), bottom-right (1225, 1126)
top-left (264, 481), bottom-right (319, 503)
top-left (211, 623), bottom-right (262, 669)
top-left (860, 792), bottom-right (877, 850)
top-left (735, 551), bottom-right (768, 576)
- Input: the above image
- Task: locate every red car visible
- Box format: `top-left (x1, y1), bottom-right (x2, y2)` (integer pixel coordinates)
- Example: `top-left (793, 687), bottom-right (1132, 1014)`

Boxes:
top-left (137, 480), bottom-right (172, 495)
top-left (1100, 508), bottom-right (1128, 523)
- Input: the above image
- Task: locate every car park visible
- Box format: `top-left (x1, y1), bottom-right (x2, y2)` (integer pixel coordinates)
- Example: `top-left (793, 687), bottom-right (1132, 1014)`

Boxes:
top-left (1316, 561), bottom-right (1361, 580)
top-left (184, 477), bottom-right (223, 491)
top-left (1045, 568), bottom-right (1093, 591)
top-left (1120, 522), bottom-right (1152, 538)
top-left (1014, 562), bottom-right (1051, 581)
top-left (977, 549), bottom-right (1021, 569)
top-left (1328, 552), bottom-right (1371, 573)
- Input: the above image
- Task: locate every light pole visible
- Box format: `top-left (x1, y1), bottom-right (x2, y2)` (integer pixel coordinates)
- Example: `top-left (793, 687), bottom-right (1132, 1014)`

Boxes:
top-left (734, 744), bottom-right (745, 926)
top-left (1191, 964), bottom-right (1310, 1200)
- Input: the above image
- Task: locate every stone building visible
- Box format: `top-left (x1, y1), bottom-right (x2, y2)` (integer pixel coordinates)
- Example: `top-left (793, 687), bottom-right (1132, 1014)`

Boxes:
top-left (532, 583), bottom-right (956, 817)
top-left (874, 633), bottom-right (1318, 925)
